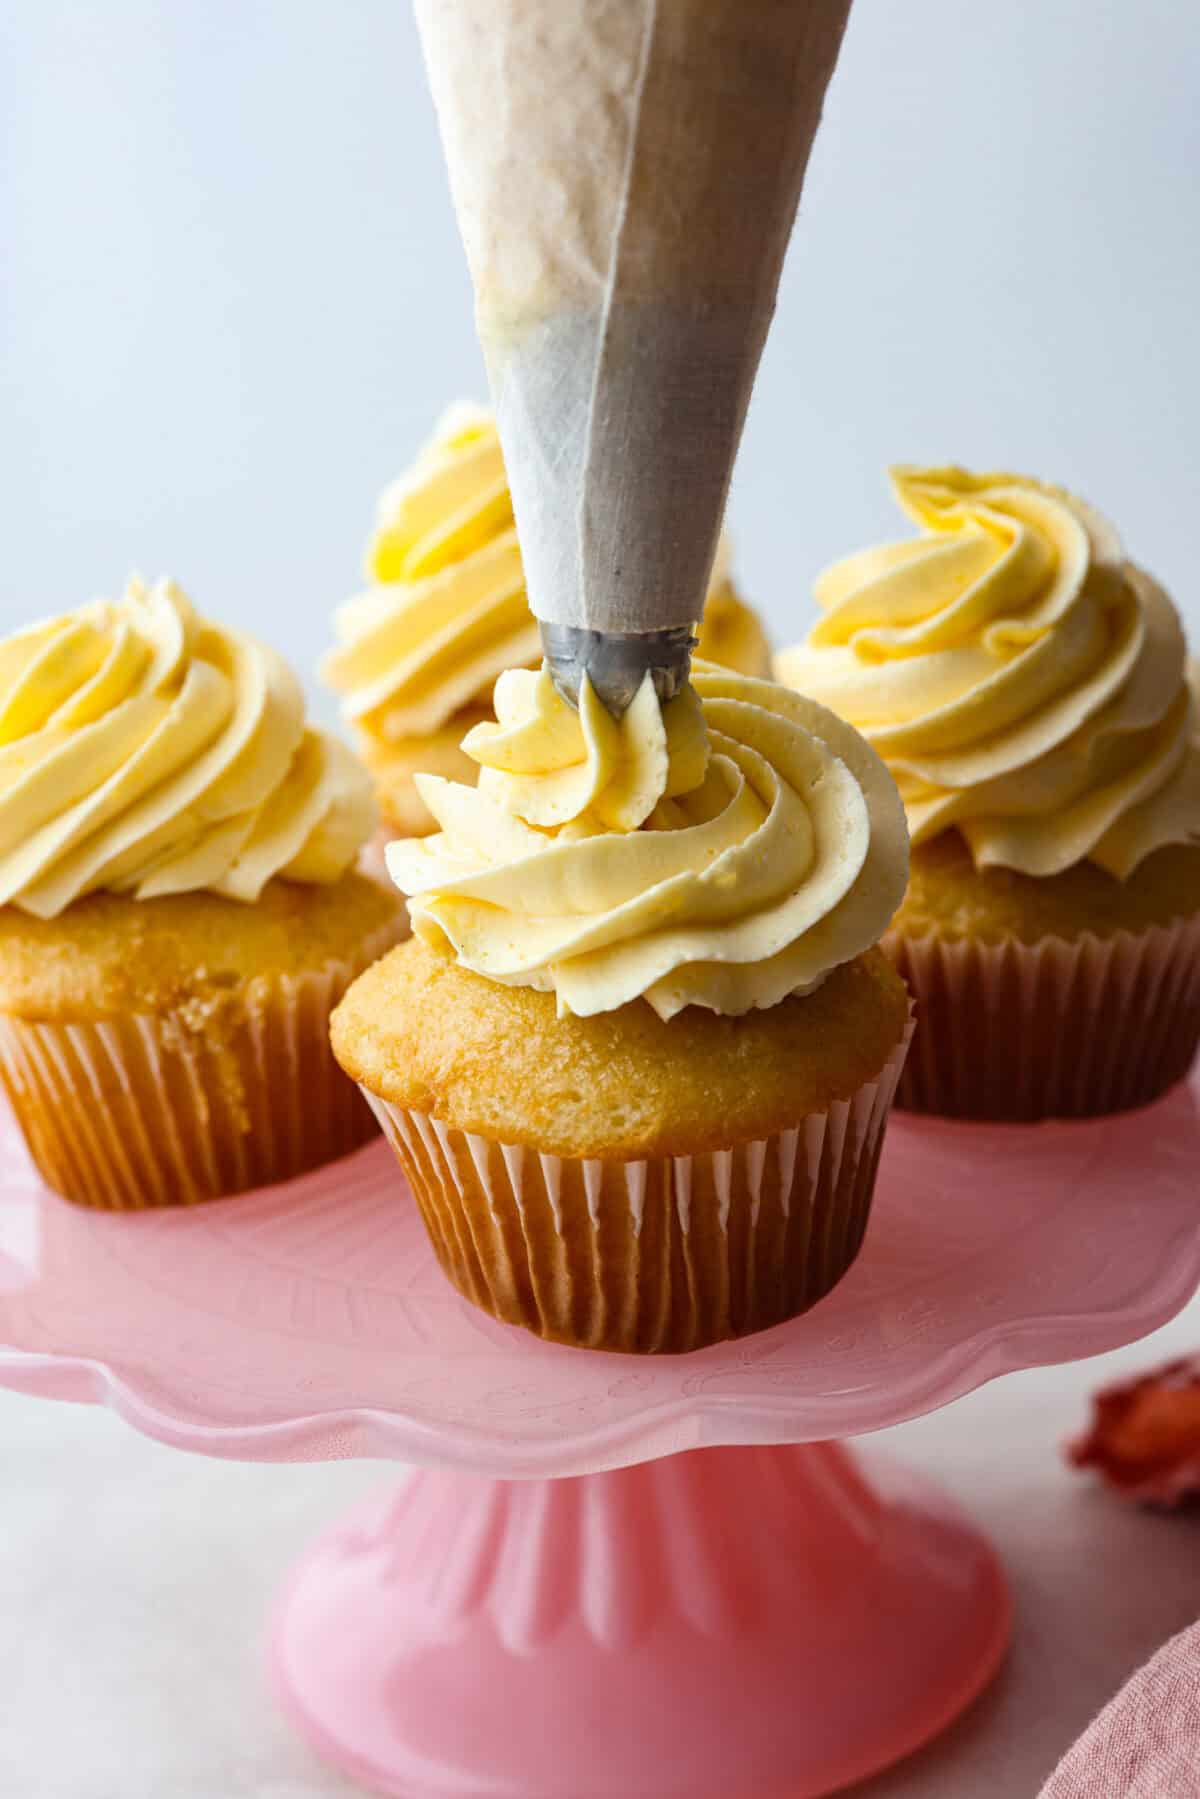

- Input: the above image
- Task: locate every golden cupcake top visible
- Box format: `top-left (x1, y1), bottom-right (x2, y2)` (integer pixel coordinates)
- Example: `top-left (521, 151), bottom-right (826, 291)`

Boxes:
top-left (321, 404), bottom-right (771, 743)
top-left (332, 935), bottom-right (910, 1160)
top-left (777, 467), bottom-right (1200, 879)
top-left (386, 663), bottom-right (908, 1020)
top-left (0, 577), bottom-right (375, 918)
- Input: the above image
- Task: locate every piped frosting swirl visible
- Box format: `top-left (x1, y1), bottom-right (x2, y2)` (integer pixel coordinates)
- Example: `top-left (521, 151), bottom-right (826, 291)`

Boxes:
top-left (386, 663), bottom-right (908, 1019)
top-left (0, 577), bottom-right (375, 918)
top-left (325, 406), bottom-right (538, 741)
top-left (777, 467), bottom-right (1200, 878)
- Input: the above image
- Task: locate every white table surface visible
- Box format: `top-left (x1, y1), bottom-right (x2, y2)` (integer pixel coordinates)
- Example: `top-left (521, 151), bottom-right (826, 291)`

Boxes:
top-left (2, 1287), bottom-right (1199, 1799)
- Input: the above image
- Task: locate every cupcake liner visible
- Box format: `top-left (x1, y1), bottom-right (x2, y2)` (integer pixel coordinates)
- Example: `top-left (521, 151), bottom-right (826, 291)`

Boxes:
top-left (885, 914), bottom-right (1200, 1122)
top-left (360, 1009), bottom-right (913, 1354)
top-left (0, 917), bottom-right (404, 1210)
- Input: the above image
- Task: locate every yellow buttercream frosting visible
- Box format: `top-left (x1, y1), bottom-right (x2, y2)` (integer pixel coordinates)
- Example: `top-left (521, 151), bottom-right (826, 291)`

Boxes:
top-left (0, 577), bottom-right (375, 919)
top-left (386, 663), bottom-right (908, 1020)
top-left (324, 405), bottom-right (538, 741)
top-left (322, 404), bottom-right (771, 743)
top-left (464, 667), bottom-right (711, 835)
top-left (777, 467), bottom-right (1200, 879)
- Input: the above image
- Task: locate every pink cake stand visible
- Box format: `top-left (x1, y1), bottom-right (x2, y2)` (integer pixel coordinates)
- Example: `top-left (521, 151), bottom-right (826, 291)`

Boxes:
top-left (2, 1075), bottom-right (1200, 1799)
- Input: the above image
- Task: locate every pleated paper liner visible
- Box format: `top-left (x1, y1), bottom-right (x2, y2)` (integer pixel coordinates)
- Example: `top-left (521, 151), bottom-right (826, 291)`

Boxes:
top-left (0, 916), bottom-right (405, 1210)
top-left (885, 915), bottom-right (1200, 1122)
top-left (361, 1010), bottom-right (913, 1355)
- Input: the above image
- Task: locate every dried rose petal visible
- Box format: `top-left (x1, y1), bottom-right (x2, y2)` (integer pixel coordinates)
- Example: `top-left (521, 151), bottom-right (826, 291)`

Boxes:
top-left (1069, 1356), bottom-right (1200, 1506)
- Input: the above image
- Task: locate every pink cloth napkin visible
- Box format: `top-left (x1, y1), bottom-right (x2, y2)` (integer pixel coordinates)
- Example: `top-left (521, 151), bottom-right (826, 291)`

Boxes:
top-left (1039, 1620), bottom-right (1200, 1797)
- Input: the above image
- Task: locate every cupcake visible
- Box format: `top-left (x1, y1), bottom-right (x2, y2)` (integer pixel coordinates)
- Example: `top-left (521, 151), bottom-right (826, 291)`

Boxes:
top-left (331, 662), bottom-right (911, 1353)
top-left (321, 404), bottom-right (772, 840)
top-left (778, 467), bottom-right (1200, 1121)
top-left (0, 577), bottom-right (406, 1208)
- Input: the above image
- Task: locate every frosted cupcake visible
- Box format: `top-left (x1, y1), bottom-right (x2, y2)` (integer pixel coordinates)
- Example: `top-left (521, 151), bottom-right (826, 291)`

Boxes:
top-left (321, 404), bottom-right (772, 839)
top-left (331, 663), bottom-right (911, 1353)
top-left (778, 467), bottom-right (1200, 1120)
top-left (0, 577), bottom-right (405, 1207)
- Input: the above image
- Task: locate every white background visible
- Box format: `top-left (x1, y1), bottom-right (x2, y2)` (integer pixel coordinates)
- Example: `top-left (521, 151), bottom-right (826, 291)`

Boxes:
top-left (3, 2), bottom-right (1200, 1794)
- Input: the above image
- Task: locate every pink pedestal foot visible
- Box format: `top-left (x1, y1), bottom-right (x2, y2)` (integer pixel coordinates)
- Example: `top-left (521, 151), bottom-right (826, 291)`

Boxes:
top-left (271, 1442), bottom-right (1010, 1798)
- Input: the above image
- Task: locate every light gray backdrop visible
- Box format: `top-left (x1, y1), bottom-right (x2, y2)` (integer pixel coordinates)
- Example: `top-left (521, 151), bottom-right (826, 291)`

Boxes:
top-left (4, 0), bottom-right (1199, 715)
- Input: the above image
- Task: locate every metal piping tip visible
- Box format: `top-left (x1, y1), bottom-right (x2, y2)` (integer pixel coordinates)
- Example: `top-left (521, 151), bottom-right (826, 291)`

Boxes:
top-left (540, 623), bottom-right (697, 716)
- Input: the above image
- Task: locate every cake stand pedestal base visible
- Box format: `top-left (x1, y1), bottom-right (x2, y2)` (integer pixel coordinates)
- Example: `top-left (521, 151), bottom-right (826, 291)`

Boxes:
top-left (271, 1441), bottom-right (1010, 1799)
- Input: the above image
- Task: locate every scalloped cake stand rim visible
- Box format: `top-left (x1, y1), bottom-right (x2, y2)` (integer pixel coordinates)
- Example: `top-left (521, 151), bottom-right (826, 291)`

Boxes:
top-left (1, 1248), bottom-right (1198, 1479)
top-left (1, 1071), bottom-right (1199, 1478)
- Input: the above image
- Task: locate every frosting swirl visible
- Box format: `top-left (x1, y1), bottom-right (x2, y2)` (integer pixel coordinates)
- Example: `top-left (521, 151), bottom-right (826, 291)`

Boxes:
top-left (386, 663), bottom-right (907, 1019)
top-left (322, 404), bottom-right (770, 741)
top-left (777, 467), bottom-right (1200, 878)
top-left (0, 577), bottom-right (375, 918)
top-left (464, 667), bottom-right (711, 834)
top-left (324, 405), bottom-right (540, 740)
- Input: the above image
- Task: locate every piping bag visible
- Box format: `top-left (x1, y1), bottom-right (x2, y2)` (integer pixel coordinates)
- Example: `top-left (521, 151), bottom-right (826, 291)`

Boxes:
top-left (413, 0), bottom-right (852, 711)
